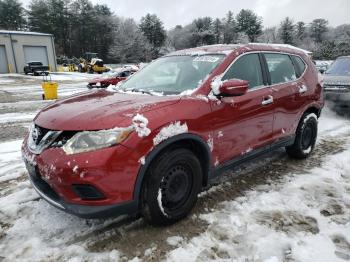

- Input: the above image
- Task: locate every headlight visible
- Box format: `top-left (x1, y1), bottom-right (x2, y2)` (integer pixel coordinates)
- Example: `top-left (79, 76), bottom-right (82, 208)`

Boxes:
top-left (63, 127), bottom-right (133, 155)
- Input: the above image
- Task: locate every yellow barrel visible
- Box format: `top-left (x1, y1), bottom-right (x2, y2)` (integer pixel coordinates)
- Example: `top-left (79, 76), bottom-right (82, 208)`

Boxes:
top-left (42, 81), bottom-right (58, 100)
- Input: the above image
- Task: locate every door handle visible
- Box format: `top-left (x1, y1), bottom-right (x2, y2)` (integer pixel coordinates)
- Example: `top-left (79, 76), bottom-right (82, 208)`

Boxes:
top-left (299, 85), bottom-right (308, 94)
top-left (262, 95), bottom-right (274, 105)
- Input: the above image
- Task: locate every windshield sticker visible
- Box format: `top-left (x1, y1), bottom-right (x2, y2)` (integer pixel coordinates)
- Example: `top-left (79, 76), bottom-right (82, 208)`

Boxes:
top-left (193, 56), bottom-right (220, 63)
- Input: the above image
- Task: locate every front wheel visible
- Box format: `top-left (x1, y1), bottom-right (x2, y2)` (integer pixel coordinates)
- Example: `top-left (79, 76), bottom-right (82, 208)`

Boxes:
top-left (141, 148), bottom-right (202, 226)
top-left (286, 113), bottom-right (318, 159)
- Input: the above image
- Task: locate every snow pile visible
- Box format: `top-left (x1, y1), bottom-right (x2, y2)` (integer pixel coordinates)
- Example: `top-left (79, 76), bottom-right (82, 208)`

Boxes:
top-left (167, 236), bottom-right (184, 247)
top-left (210, 74), bottom-right (224, 95)
top-left (132, 114), bottom-right (151, 138)
top-left (0, 140), bottom-right (25, 183)
top-left (153, 122), bottom-right (188, 145)
top-left (166, 145), bottom-right (350, 262)
top-left (207, 135), bottom-right (214, 152)
top-left (138, 156), bottom-right (145, 165)
top-left (157, 187), bottom-right (168, 217)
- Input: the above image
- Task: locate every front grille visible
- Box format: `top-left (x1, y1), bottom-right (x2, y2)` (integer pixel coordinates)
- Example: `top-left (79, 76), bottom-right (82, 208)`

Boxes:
top-left (28, 125), bottom-right (62, 154)
top-left (51, 131), bottom-right (77, 148)
top-left (33, 125), bottom-right (50, 145)
top-left (324, 84), bottom-right (350, 92)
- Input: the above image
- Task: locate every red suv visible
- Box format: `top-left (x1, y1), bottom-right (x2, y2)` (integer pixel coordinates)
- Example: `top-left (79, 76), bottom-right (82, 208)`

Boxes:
top-left (22, 44), bottom-right (324, 225)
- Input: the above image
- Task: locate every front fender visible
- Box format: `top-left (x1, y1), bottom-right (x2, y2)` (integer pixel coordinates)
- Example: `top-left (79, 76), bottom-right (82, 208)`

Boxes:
top-left (132, 133), bottom-right (211, 202)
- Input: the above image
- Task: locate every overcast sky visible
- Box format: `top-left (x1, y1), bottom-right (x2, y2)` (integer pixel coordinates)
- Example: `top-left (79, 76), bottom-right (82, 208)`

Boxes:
top-left (21, 0), bottom-right (350, 29)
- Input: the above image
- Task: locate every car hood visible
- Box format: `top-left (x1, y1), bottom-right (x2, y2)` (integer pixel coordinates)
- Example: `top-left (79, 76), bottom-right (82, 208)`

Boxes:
top-left (34, 90), bottom-right (180, 130)
top-left (323, 74), bottom-right (350, 86)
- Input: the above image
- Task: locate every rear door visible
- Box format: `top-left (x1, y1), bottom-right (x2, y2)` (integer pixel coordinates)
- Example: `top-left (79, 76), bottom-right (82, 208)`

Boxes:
top-left (263, 53), bottom-right (305, 142)
top-left (210, 53), bottom-right (274, 164)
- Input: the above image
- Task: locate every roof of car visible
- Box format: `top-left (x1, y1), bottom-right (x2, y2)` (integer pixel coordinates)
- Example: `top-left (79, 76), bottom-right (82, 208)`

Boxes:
top-left (167, 43), bottom-right (311, 56)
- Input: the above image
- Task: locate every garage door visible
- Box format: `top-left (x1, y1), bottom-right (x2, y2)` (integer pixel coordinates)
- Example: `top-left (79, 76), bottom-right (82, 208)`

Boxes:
top-left (23, 46), bottom-right (49, 66)
top-left (0, 45), bottom-right (9, 73)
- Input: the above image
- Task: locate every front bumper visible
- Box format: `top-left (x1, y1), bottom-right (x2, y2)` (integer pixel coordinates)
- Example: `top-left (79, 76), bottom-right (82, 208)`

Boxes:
top-left (29, 173), bottom-right (138, 218)
top-left (324, 89), bottom-right (350, 114)
top-left (22, 137), bottom-right (143, 218)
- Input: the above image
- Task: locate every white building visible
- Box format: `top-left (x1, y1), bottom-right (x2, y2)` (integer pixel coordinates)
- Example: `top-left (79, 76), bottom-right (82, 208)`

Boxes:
top-left (0, 30), bottom-right (57, 73)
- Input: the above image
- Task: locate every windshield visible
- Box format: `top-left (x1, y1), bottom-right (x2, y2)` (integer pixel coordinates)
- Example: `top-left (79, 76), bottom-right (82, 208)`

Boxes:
top-left (326, 58), bottom-right (350, 76)
top-left (120, 54), bottom-right (225, 95)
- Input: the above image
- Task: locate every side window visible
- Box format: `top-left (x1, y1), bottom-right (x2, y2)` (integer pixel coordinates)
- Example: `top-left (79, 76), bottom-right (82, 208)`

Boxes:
top-left (222, 53), bottom-right (264, 89)
top-left (264, 53), bottom-right (297, 84)
top-left (291, 55), bottom-right (306, 78)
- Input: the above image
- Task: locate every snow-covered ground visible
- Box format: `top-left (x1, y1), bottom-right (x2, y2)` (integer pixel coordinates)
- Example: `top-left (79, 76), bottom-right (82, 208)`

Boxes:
top-left (0, 73), bottom-right (350, 261)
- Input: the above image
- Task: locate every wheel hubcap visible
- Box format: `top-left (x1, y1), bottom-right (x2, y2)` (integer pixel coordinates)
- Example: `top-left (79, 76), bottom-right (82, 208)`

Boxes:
top-left (302, 124), bottom-right (313, 149)
top-left (160, 165), bottom-right (192, 211)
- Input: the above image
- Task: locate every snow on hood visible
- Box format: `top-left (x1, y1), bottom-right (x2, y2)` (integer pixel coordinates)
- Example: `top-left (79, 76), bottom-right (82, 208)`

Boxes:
top-left (34, 90), bottom-right (180, 131)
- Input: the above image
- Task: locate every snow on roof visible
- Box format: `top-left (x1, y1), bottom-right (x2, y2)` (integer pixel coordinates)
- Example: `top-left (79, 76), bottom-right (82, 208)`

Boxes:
top-left (168, 44), bottom-right (242, 56)
top-left (167, 43), bottom-right (311, 57)
top-left (247, 43), bottom-right (312, 54)
top-left (0, 30), bottom-right (53, 37)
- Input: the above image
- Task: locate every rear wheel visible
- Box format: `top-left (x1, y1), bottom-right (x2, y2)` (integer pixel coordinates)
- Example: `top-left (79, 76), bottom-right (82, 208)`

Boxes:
top-left (141, 148), bottom-right (202, 226)
top-left (286, 113), bottom-right (318, 159)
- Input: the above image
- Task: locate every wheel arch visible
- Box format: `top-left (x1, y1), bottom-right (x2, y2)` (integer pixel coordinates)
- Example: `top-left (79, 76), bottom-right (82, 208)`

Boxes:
top-left (303, 105), bottom-right (322, 118)
top-left (133, 133), bottom-right (211, 203)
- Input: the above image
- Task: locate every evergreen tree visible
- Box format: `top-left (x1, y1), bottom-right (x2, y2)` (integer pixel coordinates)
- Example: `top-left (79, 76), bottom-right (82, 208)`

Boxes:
top-left (223, 11), bottom-right (236, 44)
top-left (312, 40), bottom-right (336, 59)
top-left (139, 13), bottom-right (166, 58)
top-left (167, 24), bottom-right (194, 50)
top-left (310, 18), bottom-right (329, 43)
top-left (213, 18), bottom-right (223, 44)
top-left (191, 17), bottom-right (215, 46)
top-left (0, 0), bottom-right (26, 30)
top-left (27, 0), bottom-right (53, 33)
top-left (109, 18), bottom-right (152, 63)
top-left (236, 9), bottom-right (262, 42)
top-left (279, 17), bottom-right (295, 44)
top-left (296, 21), bottom-right (306, 41)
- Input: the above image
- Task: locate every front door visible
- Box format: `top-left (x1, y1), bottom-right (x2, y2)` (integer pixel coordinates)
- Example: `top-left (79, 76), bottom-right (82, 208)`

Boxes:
top-left (209, 53), bottom-right (274, 165)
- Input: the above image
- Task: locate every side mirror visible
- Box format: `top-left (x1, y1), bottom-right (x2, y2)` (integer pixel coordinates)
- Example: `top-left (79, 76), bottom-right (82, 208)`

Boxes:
top-left (219, 79), bottom-right (249, 96)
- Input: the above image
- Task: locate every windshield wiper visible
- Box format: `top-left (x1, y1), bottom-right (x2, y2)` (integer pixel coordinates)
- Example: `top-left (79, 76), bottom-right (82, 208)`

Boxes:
top-left (123, 88), bottom-right (153, 96)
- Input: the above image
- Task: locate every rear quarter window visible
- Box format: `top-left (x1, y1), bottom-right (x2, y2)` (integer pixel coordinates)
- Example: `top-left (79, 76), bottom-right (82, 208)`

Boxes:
top-left (291, 55), bottom-right (306, 78)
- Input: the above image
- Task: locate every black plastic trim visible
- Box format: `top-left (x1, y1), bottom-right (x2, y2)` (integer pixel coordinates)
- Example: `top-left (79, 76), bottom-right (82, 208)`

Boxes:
top-left (258, 53), bottom-right (270, 86)
top-left (132, 133), bottom-right (211, 201)
top-left (209, 135), bottom-right (295, 180)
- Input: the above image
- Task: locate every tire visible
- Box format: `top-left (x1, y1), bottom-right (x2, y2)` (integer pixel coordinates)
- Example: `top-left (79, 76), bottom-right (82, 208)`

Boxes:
top-left (286, 113), bottom-right (318, 159)
top-left (141, 148), bottom-right (202, 226)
